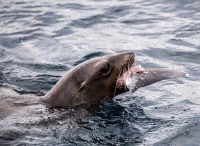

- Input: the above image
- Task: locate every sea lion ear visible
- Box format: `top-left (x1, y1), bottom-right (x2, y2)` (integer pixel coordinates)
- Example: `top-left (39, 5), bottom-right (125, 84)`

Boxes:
top-left (78, 81), bottom-right (86, 92)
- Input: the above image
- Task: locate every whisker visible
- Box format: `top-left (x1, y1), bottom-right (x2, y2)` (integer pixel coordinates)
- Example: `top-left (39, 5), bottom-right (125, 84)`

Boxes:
top-left (122, 66), bottom-right (128, 91)
top-left (114, 59), bottom-right (135, 96)
top-left (128, 63), bottom-right (131, 77)
top-left (113, 68), bottom-right (123, 97)
top-left (134, 61), bottom-right (139, 66)
top-left (122, 66), bottom-right (125, 74)
top-left (126, 62), bottom-right (132, 90)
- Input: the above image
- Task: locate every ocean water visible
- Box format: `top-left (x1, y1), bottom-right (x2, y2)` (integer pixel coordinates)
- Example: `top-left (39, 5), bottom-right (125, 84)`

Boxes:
top-left (0, 0), bottom-right (200, 145)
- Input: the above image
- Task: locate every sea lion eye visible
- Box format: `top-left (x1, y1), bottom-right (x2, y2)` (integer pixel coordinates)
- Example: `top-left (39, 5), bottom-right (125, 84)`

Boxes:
top-left (101, 63), bottom-right (111, 76)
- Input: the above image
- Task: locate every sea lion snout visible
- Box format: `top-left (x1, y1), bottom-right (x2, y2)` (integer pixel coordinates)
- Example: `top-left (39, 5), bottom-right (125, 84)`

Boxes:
top-left (122, 52), bottom-right (135, 62)
top-left (120, 52), bottom-right (135, 60)
top-left (118, 53), bottom-right (135, 69)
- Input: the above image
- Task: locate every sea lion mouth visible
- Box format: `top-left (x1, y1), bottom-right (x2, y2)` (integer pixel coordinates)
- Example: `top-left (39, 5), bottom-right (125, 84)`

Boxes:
top-left (116, 62), bottom-right (145, 89)
top-left (116, 58), bottom-right (134, 89)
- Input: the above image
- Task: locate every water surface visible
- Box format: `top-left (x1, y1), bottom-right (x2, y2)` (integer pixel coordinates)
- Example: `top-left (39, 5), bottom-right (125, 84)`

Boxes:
top-left (0, 0), bottom-right (200, 145)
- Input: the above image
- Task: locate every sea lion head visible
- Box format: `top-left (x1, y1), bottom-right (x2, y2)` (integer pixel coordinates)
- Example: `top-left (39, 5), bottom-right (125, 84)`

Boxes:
top-left (77, 53), bottom-right (135, 103)
top-left (43, 53), bottom-right (135, 107)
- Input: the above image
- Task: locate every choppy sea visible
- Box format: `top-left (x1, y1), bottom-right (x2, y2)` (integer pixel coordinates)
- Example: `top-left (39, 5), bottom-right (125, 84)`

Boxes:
top-left (0, 0), bottom-right (200, 145)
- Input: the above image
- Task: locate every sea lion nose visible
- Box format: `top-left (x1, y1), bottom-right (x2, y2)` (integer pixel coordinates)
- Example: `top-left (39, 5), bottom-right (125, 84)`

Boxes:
top-left (126, 52), bottom-right (135, 56)
top-left (122, 52), bottom-right (135, 57)
top-left (119, 52), bottom-right (135, 65)
top-left (124, 52), bottom-right (135, 60)
top-left (129, 52), bottom-right (135, 57)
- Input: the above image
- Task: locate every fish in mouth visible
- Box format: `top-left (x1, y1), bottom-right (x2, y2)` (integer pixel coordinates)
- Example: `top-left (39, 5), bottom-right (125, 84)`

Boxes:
top-left (116, 62), bottom-right (186, 93)
top-left (116, 65), bottom-right (145, 89)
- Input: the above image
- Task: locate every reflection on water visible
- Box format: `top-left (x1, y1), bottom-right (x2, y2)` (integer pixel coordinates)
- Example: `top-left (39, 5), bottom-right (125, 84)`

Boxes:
top-left (0, 0), bottom-right (200, 145)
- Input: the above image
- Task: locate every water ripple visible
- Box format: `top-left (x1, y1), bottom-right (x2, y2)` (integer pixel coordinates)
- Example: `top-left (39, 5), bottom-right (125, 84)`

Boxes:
top-left (0, 0), bottom-right (200, 145)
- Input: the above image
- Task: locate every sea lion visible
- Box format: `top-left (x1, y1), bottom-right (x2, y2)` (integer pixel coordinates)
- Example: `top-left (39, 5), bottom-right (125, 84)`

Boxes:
top-left (41, 53), bottom-right (136, 107)
top-left (41, 52), bottom-right (186, 107)
top-left (0, 52), bottom-right (186, 112)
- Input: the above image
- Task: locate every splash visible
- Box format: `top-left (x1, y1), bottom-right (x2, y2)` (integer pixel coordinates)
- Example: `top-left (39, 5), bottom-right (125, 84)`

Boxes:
top-left (116, 65), bottom-right (145, 90)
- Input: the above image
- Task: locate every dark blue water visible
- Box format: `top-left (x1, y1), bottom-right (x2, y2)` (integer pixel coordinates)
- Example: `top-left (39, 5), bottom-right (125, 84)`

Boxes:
top-left (0, 0), bottom-right (200, 145)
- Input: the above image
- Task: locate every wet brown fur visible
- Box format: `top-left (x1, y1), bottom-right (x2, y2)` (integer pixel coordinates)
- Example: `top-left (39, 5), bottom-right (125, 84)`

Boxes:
top-left (42, 53), bottom-right (135, 107)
